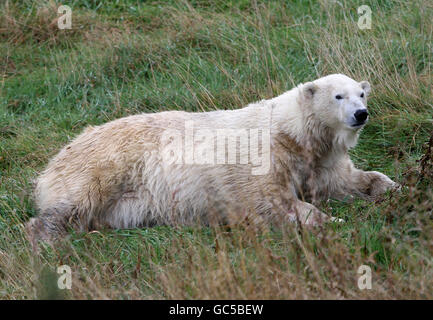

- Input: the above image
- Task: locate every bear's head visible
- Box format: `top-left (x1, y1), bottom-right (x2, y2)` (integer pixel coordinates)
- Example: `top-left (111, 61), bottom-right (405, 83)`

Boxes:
top-left (302, 74), bottom-right (371, 131)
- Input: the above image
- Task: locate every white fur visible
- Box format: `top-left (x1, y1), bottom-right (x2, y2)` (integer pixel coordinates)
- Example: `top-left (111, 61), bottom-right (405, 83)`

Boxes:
top-left (27, 74), bottom-right (397, 242)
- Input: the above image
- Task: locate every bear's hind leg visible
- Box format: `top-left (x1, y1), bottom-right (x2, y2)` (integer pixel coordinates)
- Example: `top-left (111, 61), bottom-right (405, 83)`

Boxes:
top-left (25, 204), bottom-right (86, 250)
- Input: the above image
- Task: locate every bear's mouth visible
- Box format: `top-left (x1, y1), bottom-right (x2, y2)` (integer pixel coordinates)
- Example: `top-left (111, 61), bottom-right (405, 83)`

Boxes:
top-left (351, 121), bottom-right (367, 128)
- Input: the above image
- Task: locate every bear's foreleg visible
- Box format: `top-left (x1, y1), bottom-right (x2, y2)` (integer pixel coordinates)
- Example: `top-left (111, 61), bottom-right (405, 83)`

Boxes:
top-left (356, 170), bottom-right (399, 199)
top-left (286, 200), bottom-right (342, 226)
top-left (337, 169), bottom-right (399, 201)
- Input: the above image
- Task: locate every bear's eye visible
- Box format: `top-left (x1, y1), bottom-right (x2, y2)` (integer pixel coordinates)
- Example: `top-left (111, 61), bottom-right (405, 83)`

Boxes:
top-left (360, 92), bottom-right (364, 98)
top-left (335, 95), bottom-right (343, 100)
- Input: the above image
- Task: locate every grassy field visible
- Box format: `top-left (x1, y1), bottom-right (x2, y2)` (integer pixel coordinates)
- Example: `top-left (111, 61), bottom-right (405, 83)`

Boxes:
top-left (0, 0), bottom-right (432, 299)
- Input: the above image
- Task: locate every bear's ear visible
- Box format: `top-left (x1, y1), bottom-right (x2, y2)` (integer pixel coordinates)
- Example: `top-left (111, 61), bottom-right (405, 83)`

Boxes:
top-left (303, 82), bottom-right (318, 99)
top-left (360, 81), bottom-right (371, 95)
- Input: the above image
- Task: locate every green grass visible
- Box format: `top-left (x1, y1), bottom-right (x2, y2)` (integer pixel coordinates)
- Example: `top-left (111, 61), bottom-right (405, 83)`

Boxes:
top-left (0, 0), bottom-right (432, 299)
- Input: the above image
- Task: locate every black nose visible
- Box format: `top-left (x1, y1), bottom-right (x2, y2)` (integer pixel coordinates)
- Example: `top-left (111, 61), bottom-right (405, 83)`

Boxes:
top-left (354, 109), bottom-right (368, 122)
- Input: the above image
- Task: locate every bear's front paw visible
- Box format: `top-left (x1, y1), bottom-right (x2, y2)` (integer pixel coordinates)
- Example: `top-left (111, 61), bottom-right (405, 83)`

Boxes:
top-left (288, 201), bottom-right (335, 227)
top-left (330, 216), bottom-right (345, 223)
top-left (367, 171), bottom-right (399, 198)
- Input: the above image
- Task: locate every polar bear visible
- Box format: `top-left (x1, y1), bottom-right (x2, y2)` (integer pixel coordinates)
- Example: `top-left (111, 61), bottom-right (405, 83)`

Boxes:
top-left (26, 74), bottom-right (398, 245)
